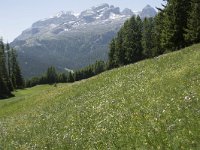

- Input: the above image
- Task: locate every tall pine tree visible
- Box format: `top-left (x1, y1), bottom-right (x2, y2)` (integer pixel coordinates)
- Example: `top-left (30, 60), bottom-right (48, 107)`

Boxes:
top-left (46, 66), bottom-right (57, 84)
top-left (6, 43), bottom-right (12, 77)
top-left (151, 12), bottom-right (165, 56)
top-left (108, 39), bottom-right (117, 68)
top-left (0, 39), bottom-right (11, 98)
top-left (142, 17), bottom-right (155, 58)
top-left (185, 1), bottom-right (200, 44)
top-left (10, 48), bottom-right (24, 89)
top-left (5, 43), bottom-right (14, 91)
top-left (161, 0), bottom-right (191, 51)
top-left (124, 16), bottom-right (143, 63)
top-left (115, 30), bottom-right (125, 66)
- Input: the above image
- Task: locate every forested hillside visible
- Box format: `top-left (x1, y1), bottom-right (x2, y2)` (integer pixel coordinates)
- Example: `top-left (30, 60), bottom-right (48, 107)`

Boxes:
top-left (108, 0), bottom-right (200, 68)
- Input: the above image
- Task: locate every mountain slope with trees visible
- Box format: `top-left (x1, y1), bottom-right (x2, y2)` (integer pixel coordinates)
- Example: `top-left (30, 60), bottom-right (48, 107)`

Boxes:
top-left (108, 0), bottom-right (200, 68)
top-left (11, 4), bottom-right (157, 77)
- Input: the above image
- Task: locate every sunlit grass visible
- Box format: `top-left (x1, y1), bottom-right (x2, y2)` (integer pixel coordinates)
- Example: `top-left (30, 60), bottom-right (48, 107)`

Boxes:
top-left (0, 44), bottom-right (200, 149)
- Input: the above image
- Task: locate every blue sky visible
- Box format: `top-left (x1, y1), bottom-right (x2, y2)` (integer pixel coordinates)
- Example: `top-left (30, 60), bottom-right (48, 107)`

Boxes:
top-left (0, 0), bottom-right (163, 42)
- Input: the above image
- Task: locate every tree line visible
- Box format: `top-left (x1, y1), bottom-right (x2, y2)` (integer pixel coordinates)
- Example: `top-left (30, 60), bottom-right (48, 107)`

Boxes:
top-left (0, 39), bottom-right (24, 99)
top-left (26, 61), bottom-right (107, 87)
top-left (108, 0), bottom-right (200, 68)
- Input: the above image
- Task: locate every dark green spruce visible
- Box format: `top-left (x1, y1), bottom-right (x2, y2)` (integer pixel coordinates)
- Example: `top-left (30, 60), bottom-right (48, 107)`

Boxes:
top-left (185, 1), bottom-right (200, 44)
top-left (160, 0), bottom-right (191, 51)
top-left (0, 39), bottom-right (24, 99)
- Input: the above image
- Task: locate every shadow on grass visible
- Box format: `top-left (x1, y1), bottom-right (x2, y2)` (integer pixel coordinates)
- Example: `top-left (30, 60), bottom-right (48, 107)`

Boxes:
top-left (0, 93), bottom-right (15, 100)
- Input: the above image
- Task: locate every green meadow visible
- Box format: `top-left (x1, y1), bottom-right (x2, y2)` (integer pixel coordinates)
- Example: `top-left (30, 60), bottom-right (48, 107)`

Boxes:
top-left (0, 44), bottom-right (200, 149)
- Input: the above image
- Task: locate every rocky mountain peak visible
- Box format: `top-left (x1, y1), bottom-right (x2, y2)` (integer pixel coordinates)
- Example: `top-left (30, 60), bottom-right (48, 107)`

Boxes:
top-left (91, 3), bottom-right (110, 11)
top-left (14, 4), bottom-right (158, 42)
top-left (121, 8), bottom-right (134, 16)
top-left (140, 4), bottom-right (157, 19)
top-left (144, 4), bottom-right (152, 8)
top-left (79, 3), bottom-right (121, 22)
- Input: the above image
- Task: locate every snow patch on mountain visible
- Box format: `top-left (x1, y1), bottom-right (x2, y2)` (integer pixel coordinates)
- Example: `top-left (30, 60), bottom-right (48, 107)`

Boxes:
top-left (13, 4), bottom-right (157, 42)
top-left (109, 13), bottom-right (123, 20)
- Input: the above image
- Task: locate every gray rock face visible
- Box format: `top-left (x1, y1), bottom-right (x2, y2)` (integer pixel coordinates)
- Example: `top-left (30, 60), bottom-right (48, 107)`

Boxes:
top-left (140, 5), bottom-right (157, 19)
top-left (11, 4), bottom-right (157, 77)
top-left (32, 12), bottom-right (77, 28)
top-left (121, 8), bottom-right (134, 16)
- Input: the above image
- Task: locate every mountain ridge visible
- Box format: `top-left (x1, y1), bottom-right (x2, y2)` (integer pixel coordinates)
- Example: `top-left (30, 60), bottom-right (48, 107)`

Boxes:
top-left (11, 4), bottom-right (157, 77)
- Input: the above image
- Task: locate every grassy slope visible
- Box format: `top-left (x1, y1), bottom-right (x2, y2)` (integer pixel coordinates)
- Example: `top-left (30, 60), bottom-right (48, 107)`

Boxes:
top-left (0, 44), bottom-right (200, 149)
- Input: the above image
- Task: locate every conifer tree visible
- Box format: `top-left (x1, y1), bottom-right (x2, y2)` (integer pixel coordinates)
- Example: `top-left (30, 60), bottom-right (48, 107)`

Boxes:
top-left (151, 12), bottom-right (165, 56)
top-left (108, 39), bottom-right (117, 68)
top-left (185, 1), bottom-right (200, 44)
top-left (0, 39), bottom-right (11, 97)
top-left (74, 71), bottom-right (81, 81)
top-left (142, 17), bottom-right (155, 58)
top-left (122, 19), bottom-right (133, 64)
top-left (11, 48), bottom-right (24, 89)
top-left (0, 38), bottom-right (24, 98)
top-left (124, 16), bottom-right (143, 63)
top-left (115, 30), bottom-right (125, 66)
top-left (0, 39), bottom-right (8, 79)
top-left (67, 72), bottom-right (75, 83)
top-left (15, 62), bottom-right (24, 88)
top-left (0, 77), bottom-right (10, 98)
top-left (93, 61), bottom-right (105, 75)
top-left (5, 43), bottom-right (14, 91)
top-left (6, 43), bottom-right (11, 77)
top-left (46, 66), bottom-right (57, 84)
top-left (10, 49), bottom-right (17, 88)
top-left (161, 0), bottom-right (191, 51)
